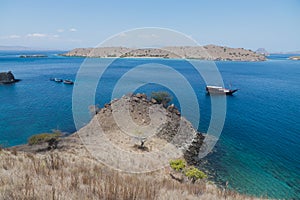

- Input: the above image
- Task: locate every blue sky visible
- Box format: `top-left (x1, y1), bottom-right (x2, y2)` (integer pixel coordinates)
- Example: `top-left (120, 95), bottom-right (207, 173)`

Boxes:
top-left (0, 0), bottom-right (299, 51)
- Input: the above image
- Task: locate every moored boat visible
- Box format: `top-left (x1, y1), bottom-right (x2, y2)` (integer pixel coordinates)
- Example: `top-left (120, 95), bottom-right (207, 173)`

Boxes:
top-left (206, 86), bottom-right (238, 95)
top-left (63, 79), bottom-right (74, 85)
top-left (50, 78), bottom-right (63, 82)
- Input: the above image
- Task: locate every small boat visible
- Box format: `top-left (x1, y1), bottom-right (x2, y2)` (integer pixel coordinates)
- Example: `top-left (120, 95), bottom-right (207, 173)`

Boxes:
top-left (63, 79), bottom-right (74, 85)
top-left (50, 78), bottom-right (63, 82)
top-left (206, 86), bottom-right (238, 95)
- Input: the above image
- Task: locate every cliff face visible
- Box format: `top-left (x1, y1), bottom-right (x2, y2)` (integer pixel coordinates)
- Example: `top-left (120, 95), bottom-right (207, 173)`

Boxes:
top-left (0, 71), bottom-right (17, 84)
top-left (62, 45), bottom-right (266, 61)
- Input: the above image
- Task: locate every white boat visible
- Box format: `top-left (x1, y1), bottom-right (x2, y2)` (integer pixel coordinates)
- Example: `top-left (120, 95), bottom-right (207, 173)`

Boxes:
top-left (50, 78), bottom-right (63, 82)
top-left (63, 79), bottom-right (74, 85)
top-left (206, 86), bottom-right (238, 95)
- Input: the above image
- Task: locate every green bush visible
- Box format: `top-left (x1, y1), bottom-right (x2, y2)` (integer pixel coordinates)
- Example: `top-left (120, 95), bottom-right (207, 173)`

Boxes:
top-left (169, 159), bottom-right (186, 171)
top-left (185, 167), bottom-right (207, 180)
top-left (28, 132), bottom-right (61, 145)
top-left (151, 91), bottom-right (172, 108)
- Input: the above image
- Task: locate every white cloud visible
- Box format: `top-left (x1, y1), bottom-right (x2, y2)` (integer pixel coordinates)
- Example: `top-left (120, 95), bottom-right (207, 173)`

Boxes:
top-left (0, 34), bottom-right (21, 39)
top-left (26, 33), bottom-right (61, 39)
top-left (8, 35), bottom-right (21, 39)
top-left (69, 28), bottom-right (77, 32)
top-left (57, 29), bottom-right (64, 33)
top-left (26, 33), bottom-right (47, 38)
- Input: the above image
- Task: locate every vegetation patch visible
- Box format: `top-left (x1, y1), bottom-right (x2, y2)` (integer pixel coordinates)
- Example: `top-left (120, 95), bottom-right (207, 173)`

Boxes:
top-left (28, 132), bottom-right (61, 145)
top-left (169, 159), bottom-right (186, 171)
top-left (185, 166), bottom-right (207, 181)
top-left (151, 91), bottom-right (172, 108)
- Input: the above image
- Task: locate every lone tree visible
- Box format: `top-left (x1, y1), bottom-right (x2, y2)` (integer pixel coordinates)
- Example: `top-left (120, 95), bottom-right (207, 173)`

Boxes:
top-left (151, 91), bottom-right (172, 108)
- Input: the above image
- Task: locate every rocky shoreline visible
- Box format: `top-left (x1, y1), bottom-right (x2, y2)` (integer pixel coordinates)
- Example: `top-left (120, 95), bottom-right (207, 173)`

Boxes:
top-left (12, 93), bottom-right (206, 167)
top-left (62, 45), bottom-right (266, 61)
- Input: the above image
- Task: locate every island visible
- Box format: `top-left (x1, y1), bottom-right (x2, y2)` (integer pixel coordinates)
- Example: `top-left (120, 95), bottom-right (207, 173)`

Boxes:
top-left (19, 54), bottom-right (47, 58)
top-left (0, 71), bottom-right (19, 84)
top-left (255, 48), bottom-right (269, 56)
top-left (62, 45), bottom-right (266, 61)
top-left (289, 56), bottom-right (300, 60)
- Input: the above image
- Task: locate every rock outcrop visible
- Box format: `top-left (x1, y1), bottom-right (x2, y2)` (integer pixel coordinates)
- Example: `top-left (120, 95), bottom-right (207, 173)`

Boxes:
top-left (62, 45), bottom-right (266, 61)
top-left (0, 71), bottom-right (19, 84)
top-left (14, 93), bottom-right (205, 166)
top-left (78, 93), bottom-right (204, 172)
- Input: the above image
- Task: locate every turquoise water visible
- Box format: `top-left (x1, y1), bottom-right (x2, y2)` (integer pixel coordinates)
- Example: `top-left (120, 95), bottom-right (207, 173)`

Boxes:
top-left (0, 51), bottom-right (299, 199)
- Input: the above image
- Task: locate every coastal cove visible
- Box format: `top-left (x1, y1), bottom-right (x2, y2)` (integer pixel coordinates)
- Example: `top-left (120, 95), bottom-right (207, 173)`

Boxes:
top-left (0, 51), bottom-right (299, 198)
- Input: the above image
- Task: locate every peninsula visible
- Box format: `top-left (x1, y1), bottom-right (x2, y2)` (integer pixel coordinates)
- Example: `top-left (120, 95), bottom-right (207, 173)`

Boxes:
top-left (2, 93), bottom-right (258, 199)
top-left (62, 45), bottom-right (266, 61)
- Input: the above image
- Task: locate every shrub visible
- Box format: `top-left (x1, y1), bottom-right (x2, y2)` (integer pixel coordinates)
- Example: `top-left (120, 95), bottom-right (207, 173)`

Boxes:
top-left (151, 91), bottom-right (172, 108)
top-left (185, 167), bottom-right (207, 181)
top-left (169, 159), bottom-right (186, 171)
top-left (28, 132), bottom-right (61, 145)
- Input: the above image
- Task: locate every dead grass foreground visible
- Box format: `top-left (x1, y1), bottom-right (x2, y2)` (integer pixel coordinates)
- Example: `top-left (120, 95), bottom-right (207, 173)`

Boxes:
top-left (0, 146), bottom-right (263, 200)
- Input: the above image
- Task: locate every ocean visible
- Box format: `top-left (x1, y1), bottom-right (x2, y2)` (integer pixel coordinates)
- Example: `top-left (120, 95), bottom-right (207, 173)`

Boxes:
top-left (0, 51), bottom-right (299, 199)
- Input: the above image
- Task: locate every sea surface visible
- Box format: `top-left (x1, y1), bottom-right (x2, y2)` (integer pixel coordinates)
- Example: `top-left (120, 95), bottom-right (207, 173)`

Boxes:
top-left (0, 51), bottom-right (299, 199)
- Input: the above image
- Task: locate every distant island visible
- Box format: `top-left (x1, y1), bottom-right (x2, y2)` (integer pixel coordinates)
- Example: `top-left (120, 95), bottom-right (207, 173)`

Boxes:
top-left (255, 48), bottom-right (269, 56)
top-left (0, 45), bottom-right (32, 51)
top-left (62, 45), bottom-right (266, 61)
top-left (272, 51), bottom-right (300, 54)
top-left (19, 54), bottom-right (47, 58)
top-left (289, 56), bottom-right (300, 60)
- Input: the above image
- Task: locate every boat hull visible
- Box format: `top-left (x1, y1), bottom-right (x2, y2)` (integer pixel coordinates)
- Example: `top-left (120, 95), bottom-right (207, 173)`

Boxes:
top-left (63, 80), bottom-right (74, 85)
top-left (206, 86), bottom-right (238, 95)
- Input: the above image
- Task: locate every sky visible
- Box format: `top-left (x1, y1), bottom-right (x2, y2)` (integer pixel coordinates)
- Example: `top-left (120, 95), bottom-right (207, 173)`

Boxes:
top-left (0, 0), bottom-right (299, 52)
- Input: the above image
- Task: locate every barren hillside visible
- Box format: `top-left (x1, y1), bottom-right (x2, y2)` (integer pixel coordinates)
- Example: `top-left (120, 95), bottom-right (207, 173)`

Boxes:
top-left (62, 45), bottom-right (266, 61)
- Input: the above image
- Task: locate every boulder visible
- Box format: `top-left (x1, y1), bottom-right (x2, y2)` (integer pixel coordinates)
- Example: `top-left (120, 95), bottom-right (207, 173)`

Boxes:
top-left (0, 71), bottom-right (18, 84)
top-left (151, 98), bottom-right (157, 104)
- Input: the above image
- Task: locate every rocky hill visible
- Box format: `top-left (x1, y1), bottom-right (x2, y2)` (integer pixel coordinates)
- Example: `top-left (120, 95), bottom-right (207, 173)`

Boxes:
top-left (1, 94), bottom-right (261, 200)
top-left (79, 93), bottom-right (205, 171)
top-left (62, 45), bottom-right (266, 61)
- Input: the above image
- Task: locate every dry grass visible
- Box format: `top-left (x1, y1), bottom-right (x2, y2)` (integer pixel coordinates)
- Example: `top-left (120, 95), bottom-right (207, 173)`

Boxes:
top-left (0, 147), bottom-right (264, 200)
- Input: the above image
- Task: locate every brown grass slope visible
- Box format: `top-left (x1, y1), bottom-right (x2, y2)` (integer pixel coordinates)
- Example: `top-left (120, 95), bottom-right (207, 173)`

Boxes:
top-left (0, 141), bottom-right (261, 200)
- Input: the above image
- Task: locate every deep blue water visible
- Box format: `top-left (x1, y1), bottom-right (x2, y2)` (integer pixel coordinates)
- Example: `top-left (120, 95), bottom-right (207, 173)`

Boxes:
top-left (0, 51), bottom-right (299, 199)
